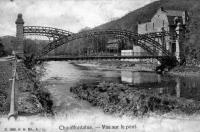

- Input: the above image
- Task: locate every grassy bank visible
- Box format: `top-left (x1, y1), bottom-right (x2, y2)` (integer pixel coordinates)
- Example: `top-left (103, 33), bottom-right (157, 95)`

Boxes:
top-left (0, 61), bottom-right (12, 115)
top-left (16, 62), bottom-right (53, 116)
top-left (0, 58), bottom-right (53, 116)
top-left (70, 81), bottom-right (200, 117)
top-left (169, 65), bottom-right (200, 76)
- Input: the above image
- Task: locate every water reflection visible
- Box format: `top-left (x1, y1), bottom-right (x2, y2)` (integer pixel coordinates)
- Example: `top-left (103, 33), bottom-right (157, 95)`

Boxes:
top-left (120, 71), bottom-right (200, 100)
top-left (177, 76), bottom-right (200, 100)
top-left (175, 78), bottom-right (181, 98)
top-left (121, 71), bottom-right (161, 84)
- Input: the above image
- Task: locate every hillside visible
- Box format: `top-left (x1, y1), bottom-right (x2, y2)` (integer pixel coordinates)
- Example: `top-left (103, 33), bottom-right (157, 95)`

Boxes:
top-left (95, 1), bottom-right (161, 31)
top-left (95, 0), bottom-right (195, 31)
top-left (95, 0), bottom-right (200, 61)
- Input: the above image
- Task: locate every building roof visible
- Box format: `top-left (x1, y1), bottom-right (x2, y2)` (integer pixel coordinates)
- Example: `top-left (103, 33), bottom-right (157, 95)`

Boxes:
top-left (138, 8), bottom-right (186, 25)
top-left (137, 7), bottom-right (188, 32)
top-left (163, 9), bottom-right (186, 25)
top-left (165, 10), bottom-right (184, 17)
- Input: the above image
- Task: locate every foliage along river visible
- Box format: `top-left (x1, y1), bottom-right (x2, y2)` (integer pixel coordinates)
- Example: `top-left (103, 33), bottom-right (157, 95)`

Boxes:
top-left (42, 61), bottom-right (200, 117)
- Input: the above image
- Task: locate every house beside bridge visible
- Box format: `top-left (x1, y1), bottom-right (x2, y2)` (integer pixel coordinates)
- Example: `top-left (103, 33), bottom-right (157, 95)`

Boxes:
top-left (134, 7), bottom-right (189, 59)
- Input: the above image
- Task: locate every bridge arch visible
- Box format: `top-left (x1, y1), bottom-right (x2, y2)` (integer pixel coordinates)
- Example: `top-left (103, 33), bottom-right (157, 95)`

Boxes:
top-left (22, 26), bottom-right (178, 68)
top-left (21, 25), bottom-right (174, 64)
top-left (39, 29), bottom-right (171, 58)
top-left (21, 26), bottom-right (178, 71)
top-left (22, 25), bottom-right (171, 61)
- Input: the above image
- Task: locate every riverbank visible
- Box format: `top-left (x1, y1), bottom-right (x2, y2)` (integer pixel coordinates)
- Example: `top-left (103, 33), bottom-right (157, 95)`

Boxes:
top-left (0, 61), bottom-right (12, 115)
top-left (0, 59), bottom-right (53, 116)
top-left (16, 62), bottom-right (53, 116)
top-left (169, 65), bottom-right (200, 76)
top-left (74, 60), bottom-right (158, 72)
top-left (70, 81), bottom-right (200, 118)
top-left (74, 60), bottom-right (200, 77)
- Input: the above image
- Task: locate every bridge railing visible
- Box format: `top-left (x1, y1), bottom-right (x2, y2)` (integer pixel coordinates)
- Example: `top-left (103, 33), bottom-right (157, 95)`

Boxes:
top-left (8, 53), bottom-right (18, 119)
top-left (23, 26), bottom-right (73, 39)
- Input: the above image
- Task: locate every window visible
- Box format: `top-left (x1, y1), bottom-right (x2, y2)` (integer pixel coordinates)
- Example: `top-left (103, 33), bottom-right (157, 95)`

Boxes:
top-left (153, 23), bottom-right (154, 30)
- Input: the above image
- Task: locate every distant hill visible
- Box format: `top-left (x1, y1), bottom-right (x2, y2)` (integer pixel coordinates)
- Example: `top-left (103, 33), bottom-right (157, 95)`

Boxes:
top-left (95, 0), bottom-right (200, 61)
top-left (95, 1), bottom-right (161, 31)
top-left (95, 0), bottom-right (194, 31)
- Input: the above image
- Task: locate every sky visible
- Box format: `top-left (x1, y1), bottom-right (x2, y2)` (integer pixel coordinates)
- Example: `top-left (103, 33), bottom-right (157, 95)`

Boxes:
top-left (0, 0), bottom-right (156, 36)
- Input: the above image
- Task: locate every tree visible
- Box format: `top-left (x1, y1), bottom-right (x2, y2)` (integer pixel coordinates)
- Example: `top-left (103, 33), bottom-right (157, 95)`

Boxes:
top-left (24, 39), bottom-right (40, 56)
top-left (0, 41), bottom-right (5, 57)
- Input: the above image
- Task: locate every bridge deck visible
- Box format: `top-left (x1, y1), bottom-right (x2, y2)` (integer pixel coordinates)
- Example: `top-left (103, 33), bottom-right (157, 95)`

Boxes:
top-left (37, 55), bottom-right (168, 61)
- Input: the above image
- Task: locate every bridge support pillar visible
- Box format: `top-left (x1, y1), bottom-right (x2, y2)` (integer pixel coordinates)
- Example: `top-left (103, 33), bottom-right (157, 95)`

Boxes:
top-left (15, 13), bottom-right (24, 57)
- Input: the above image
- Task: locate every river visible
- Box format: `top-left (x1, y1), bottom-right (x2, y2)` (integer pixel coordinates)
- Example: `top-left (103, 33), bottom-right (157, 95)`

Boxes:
top-left (42, 61), bottom-right (200, 117)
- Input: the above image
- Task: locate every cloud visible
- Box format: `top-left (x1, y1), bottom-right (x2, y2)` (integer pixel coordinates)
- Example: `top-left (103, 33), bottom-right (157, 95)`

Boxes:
top-left (0, 0), bottom-right (155, 36)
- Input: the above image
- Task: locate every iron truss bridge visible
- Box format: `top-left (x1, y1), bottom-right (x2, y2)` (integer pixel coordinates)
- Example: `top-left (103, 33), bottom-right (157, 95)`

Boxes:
top-left (23, 26), bottom-right (176, 64)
